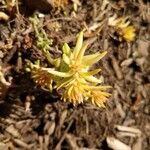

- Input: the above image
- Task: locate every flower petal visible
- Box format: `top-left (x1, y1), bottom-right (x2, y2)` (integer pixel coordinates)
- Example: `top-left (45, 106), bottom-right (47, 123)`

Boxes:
top-left (56, 77), bottom-right (75, 89)
top-left (121, 26), bottom-right (136, 42)
top-left (88, 85), bottom-right (112, 90)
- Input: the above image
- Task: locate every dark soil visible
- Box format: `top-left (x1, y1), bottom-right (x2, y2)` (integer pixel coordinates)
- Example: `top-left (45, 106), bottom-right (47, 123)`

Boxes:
top-left (0, 0), bottom-right (150, 150)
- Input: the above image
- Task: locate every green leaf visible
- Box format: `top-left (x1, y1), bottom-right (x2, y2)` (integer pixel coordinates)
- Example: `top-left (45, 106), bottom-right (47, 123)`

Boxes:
top-left (62, 54), bottom-right (70, 65)
top-left (73, 31), bottom-right (83, 59)
top-left (83, 51), bottom-right (107, 66)
top-left (42, 68), bottom-right (72, 77)
top-left (80, 69), bottom-right (101, 77)
top-left (84, 75), bottom-right (103, 83)
top-left (32, 65), bottom-right (72, 77)
top-left (62, 43), bottom-right (71, 55)
top-left (77, 42), bottom-right (88, 63)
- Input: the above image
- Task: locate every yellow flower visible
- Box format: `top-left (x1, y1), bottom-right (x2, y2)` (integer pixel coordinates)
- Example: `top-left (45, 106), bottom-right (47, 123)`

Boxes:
top-left (30, 32), bottom-right (111, 107)
top-left (108, 15), bottom-right (136, 42)
top-left (62, 80), bottom-right (87, 105)
top-left (118, 26), bottom-right (136, 42)
top-left (89, 91), bottom-right (111, 107)
top-left (30, 64), bottom-right (53, 91)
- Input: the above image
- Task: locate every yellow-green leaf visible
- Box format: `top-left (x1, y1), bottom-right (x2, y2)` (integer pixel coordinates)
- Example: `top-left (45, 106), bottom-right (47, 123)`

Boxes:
top-left (83, 51), bottom-right (107, 66)
top-left (80, 69), bottom-right (101, 77)
top-left (73, 31), bottom-right (83, 59)
top-left (63, 43), bottom-right (71, 55)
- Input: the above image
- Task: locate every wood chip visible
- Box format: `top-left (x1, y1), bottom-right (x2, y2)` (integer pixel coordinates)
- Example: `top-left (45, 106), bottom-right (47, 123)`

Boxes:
top-left (54, 120), bottom-right (73, 150)
top-left (59, 110), bottom-right (68, 127)
top-left (44, 135), bottom-right (49, 150)
top-left (116, 132), bottom-right (137, 138)
top-left (0, 143), bottom-right (8, 150)
top-left (132, 137), bottom-right (142, 150)
top-left (115, 84), bottom-right (125, 99)
top-left (115, 125), bottom-right (141, 136)
top-left (138, 40), bottom-right (149, 57)
top-left (44, 121), bottom-right (55, 136)
top-left (106, 137), bottom-right (131, 150)
top-left (13, 139), bottom-right (30, 149)
top-left (121, 58), bottom-right (133, 67)
top-left (65, 134), bottom-right (78, 149)
top-left (131, 94), bottom-right (142, 111)
top-left (111, 56), bottom-right (123, 80)
top-left (38, 136), bottom-right (44, 149)
top-left (0, 51), bottom-right (4, 58)
top-left (113, 90), bottom-right (126, 118)
top-left (71, 0), bottom-right (81, 6)
top-left (6, 125), bottom-right (20, 138)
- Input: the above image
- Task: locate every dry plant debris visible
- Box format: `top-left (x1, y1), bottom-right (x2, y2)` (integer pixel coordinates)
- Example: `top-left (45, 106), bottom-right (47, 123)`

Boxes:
top-left (0, 0), bottom-right (150, 149)
top-left (49, 0), bottom-right (69, 8)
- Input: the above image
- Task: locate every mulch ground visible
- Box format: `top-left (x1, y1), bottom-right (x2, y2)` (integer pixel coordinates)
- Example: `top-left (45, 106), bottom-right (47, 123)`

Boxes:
top-left (0, 0), bottom-right (150, 150)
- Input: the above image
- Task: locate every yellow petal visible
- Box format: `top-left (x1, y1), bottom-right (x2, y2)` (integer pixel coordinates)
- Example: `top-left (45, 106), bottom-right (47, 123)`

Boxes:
top-left (88, 85), bottom-right (112, 90)
top-left (121, 26), bottom-right (136, 42)
top-left (68, 85), bottom-right (74, 97)
top-left (89, 91), bottom-right (110, 107)
top-left (116, 17), bottom-right (130, 28)
top-left (56, 78), bottom-right (75, 89)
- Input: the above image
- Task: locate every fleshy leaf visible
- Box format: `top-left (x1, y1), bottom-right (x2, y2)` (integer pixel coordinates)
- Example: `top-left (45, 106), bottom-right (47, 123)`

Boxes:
top-left (63, 54), bottom-right (70, 65)
top-left (73, 31), bottom-right (83, 59)
top-left (32, 65), bottom-right (72, 78)
top-left (80, 69), bottom-right (101, 77)
top-left (84, 75), bottom-right (103, 83)
top-left (63, 43), bottom-right (71, 55)
top-left (83, 51), bottom-right (107, 66)
top-left (77, 42), bottom-right (89, 63)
